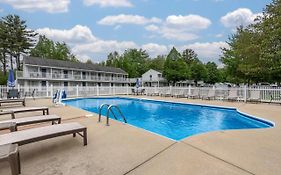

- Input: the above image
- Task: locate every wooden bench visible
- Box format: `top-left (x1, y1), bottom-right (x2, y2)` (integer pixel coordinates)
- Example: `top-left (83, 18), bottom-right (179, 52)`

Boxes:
top-left (0, 115), bottom-right (61, 131)
top-left (0, 99), bottom-right (25, 107)
top-left (2, 107), bottom-right (49, 119)
top-left (0, 122), bottom-right (87, 146)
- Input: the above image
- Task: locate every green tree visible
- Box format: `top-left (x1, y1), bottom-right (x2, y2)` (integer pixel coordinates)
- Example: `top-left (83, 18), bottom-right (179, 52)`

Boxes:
top-left (256, 0), bottom-right (281, 83)
top-left (163, 47), bottom-right (189, 84)
top-left (182, 48), bottom-right (206, 85)
top-left (147, 55), bottom-right (166, 72)
top-left (0, 21), bottom-right (8, 75)
top-left (104, 49), bottom-right (150, 78)
top-left (221, 0), bottom-right (281, 84)
top-left (0, 14), bottom-right (37, 70)
top-left (30, 35), bottom-right (78, 62)
top-left (190, 61), bottom-right (207, 86)
top-left (221, 26), bottom-right (265, 84)
top-left (182, 48), bottom-right (199, 65)
top-left (205, 62), bottom-right (220, 84)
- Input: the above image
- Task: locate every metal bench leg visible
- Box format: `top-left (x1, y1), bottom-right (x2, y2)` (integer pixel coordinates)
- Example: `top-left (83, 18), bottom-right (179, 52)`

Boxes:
top-left (73, 133), bottom-right (76, 137)
top-left (83, 129), bottom-right (88, 146)
top-left (17, 152), bottom-right (21, 174)
top-left (9, 152), bottom-right (20, 175)
top-left (11, 112), bottom-right (15, 119)
top-left (46, 109), bottom-right (49, 115)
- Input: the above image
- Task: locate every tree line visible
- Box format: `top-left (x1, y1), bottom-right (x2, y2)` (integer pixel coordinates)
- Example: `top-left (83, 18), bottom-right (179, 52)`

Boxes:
top-left (100, 47), bottom-right (224, 85)
top-left (221, 0), bottom-right (281, 84)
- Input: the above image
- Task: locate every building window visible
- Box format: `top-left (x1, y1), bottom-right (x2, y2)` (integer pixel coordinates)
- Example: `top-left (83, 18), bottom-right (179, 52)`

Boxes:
top-left (41, 81), bottom-right (46, 87)
top-left (64, 82), bottom-right (68, 87)
top-left (63, 70), bottom-right (68, 78)
top-left (41, 68), bottom-right (46, 78)
top-left (150, 75), bottom-right (152, 81)
top-left (82, 82), bottom-right (86, 86)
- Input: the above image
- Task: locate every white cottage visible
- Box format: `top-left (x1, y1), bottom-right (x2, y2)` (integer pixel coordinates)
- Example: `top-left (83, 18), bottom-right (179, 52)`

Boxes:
top-left (141, 69), bottom-right (167, 87)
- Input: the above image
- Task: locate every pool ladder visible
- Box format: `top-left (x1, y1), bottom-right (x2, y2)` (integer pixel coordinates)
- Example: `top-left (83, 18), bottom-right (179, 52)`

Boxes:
top-left (98, 104), bottom-right (127, 126)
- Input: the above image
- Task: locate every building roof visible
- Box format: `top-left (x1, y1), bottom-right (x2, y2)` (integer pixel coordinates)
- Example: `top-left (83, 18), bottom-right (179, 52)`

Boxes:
top-left (24, 56), bottom-right (128, 74)
top-left (143, 69), bottom-right (162, 75)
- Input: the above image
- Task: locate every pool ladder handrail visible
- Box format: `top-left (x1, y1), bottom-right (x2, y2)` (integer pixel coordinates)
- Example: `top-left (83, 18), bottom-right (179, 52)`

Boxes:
top-left (98, 104), bottom-right (127, 126)
top-left (98, 104), bottom-right (116, 122)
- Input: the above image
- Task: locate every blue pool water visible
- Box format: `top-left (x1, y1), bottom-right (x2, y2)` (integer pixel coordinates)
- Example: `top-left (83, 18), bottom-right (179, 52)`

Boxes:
top-left (63, 97), bottom-right (273, 141)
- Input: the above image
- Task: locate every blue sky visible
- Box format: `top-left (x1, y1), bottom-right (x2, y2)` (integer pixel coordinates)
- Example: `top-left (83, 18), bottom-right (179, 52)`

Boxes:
top-left (0, 0), bottom-right (272, 64)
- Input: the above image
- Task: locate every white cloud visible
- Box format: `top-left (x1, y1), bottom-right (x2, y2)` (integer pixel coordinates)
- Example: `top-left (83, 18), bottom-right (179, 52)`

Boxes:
top-left (165, 14), bottom-right (211, 31)
top-left (215, 33), bottom-right (223, 38)
top-left (142, 43), bottom-right (168, 57)
top-left (160, 27), bottom-right (199, 41)
top-left (179, 41), bottom-right (228, 63)
top-left (220, 8), bottom-right (261, 28)
top-left (145, 14), bottom-right (211, 41)
top-left (36, 25), bottom-right (97, 43)
top-left (72, 40), bottom-right (137, 55)
top-left (145, 24), bottom-right (159, 32)
top-left (36, 25), bottom-right (138, 62)
top-left (0, 0), bottom-right (70, 13)
top-left (98, 14), bottom-right (162, 26)
top-left (83, 0), bottom-right (133, 7)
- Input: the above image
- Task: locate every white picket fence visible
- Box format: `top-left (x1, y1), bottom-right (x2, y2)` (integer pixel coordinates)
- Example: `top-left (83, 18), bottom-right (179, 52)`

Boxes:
top-left (0, 85), bottom-right (281, 103)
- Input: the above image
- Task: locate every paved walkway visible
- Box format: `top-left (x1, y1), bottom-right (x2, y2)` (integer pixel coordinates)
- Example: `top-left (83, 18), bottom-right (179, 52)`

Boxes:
top-left (0, 96), bottom-right (280, 175)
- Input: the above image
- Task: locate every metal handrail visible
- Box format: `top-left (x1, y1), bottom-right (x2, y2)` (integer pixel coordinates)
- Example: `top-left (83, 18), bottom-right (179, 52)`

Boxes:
top-left (98, 104), bottom-right (118, 122)
top-left (106, 105), bottom-right (127, 126)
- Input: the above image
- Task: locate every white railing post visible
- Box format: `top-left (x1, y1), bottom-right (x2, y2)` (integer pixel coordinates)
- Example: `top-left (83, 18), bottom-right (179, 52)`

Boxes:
top-left (113, 84), bottom-right (116, 95)
top-left (76, 84), bottom-right (79, 97)
top-left (188, 84), bottom-right (191, 96)
top-left (126, 84), bottom-right (129, 95)
top-left (50, 84), bottom-right (53, 97)
top-left (244, 85), bottom-right (247, 102)
top-left (96, 84), bottom-right (99, 96)
top-left (46, 82), bottom-right (49, 97)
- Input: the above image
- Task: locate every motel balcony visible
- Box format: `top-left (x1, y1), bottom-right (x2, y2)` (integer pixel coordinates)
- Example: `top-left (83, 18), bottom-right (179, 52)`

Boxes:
top-left (16, 71), bottom-right (128, 83)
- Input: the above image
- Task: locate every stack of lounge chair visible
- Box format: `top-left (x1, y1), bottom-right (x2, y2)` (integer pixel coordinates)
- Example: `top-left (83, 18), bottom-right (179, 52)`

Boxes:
top-left (226, 89), bottom-right (238, 101)
top-left (174, 89), bottom-right (187, 98)
top-left (247, 90), bottom-right (261, 103)
top-left (0, 103), bottom-right (87, 175)
top-left (188, 89), bottom-right (200, 99)
top-left (201, 89), bottom-right (216, 100)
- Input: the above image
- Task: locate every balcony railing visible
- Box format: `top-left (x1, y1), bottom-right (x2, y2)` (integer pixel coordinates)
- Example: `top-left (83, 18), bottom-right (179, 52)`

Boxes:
top-left (16, 71), bottom-right (128, 82)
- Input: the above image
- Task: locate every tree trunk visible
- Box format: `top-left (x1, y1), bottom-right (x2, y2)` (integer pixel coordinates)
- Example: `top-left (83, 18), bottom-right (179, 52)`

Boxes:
top-left (1, 51), bottom-right (7, 75)
top-left (9, 53), bottom-right (13, 70)
top-left (16, 53), bottom-right (21, 70)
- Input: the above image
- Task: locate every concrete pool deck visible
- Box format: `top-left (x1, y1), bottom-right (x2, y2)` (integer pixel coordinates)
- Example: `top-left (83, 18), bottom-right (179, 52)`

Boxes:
top-left (0, 96), bottom-right (280, 175)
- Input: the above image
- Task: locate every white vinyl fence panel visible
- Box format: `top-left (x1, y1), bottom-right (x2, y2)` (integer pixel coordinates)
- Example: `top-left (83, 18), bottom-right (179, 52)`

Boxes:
top-left (0, 85), bottom-right (280, 103)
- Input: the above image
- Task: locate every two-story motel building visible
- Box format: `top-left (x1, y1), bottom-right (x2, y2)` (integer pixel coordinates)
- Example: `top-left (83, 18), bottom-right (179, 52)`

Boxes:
top-left (16, 56), bottom-right (129, 87)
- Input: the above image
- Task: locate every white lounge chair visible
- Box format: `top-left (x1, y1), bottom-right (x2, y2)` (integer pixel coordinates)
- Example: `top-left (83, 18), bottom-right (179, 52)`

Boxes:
top-left (188, 89), bottom-right (200, 99)
top-left (202, 90), bottom-right (216, 100)
top-left (247, 90), bottom-right (261, 103)
top-left (174, 89), bottom-right (186, 98)
top-left (226, 89), bottom-right (238, 101)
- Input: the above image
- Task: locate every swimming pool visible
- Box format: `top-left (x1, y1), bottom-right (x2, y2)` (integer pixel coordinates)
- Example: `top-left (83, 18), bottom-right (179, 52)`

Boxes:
top-left (63, 97), bottom-right (273, 141)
